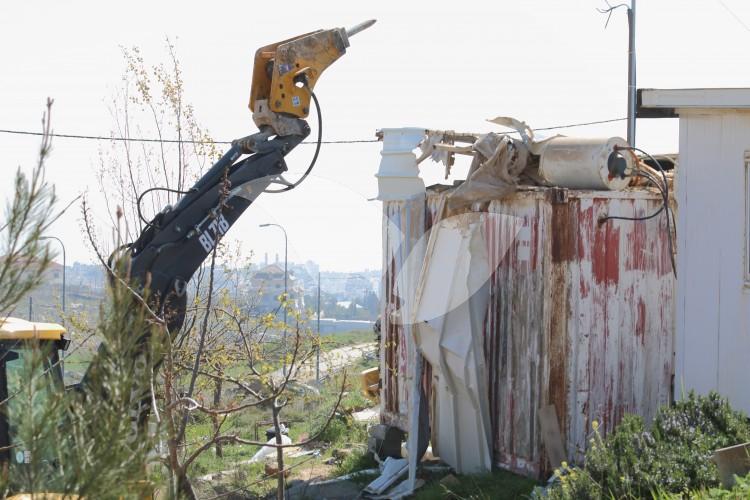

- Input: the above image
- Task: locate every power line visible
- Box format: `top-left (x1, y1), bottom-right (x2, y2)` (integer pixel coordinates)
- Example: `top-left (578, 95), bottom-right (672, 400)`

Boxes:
top-left (0, 117), bottom-right (627, 145)
top-left (0, 128), bottom-right (377, 145)
top-left (534, 117), bottom-right (626, 131)
top-left (718, 0), bottom-right (750, 33)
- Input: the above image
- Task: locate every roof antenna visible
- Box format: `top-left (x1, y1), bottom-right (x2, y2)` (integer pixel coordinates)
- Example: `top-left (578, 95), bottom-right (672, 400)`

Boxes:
top-left (598, 0), bottom-right (636, 147)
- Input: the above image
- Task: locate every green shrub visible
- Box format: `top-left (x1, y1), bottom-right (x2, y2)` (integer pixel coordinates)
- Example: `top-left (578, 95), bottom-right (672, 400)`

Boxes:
top-left (700, 472), bottom-right (750, 499)
top-left (340, 389), bottom-right (371, 413)
top-left (311, 412), bottom-right (350, 444)
top-left (654, 472), bottom-right (750, 499)
top-left (653, 391), bottom-right (750, 489)
top-left (535, 391), bottom-right (750, 499)
top-left (416, 470), bottom-right (539, 500)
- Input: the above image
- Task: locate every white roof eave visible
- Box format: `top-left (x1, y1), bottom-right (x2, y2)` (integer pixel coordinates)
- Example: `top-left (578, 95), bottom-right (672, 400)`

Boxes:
top-left (640, 88), bottom-right (750, 111)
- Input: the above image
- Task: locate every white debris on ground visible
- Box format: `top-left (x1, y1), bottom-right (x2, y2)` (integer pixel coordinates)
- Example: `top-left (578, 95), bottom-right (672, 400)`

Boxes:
top-left (352, 406), bottom-right (380, 423)
top-left (249, 434), bottom-right (292, 463)
top-left (288, 448), bottom-right (320, 458)
top-left (363, 457), bottom-right (408, 496)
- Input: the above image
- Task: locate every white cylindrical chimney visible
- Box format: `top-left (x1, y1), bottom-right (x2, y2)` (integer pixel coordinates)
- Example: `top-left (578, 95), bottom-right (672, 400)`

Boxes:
top-left (375, 127), bottom-right (427, 201)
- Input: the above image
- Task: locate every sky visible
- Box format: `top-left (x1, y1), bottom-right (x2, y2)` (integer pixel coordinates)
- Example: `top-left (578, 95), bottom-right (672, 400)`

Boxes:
top-left (1, 0), bottom-right (749, 272)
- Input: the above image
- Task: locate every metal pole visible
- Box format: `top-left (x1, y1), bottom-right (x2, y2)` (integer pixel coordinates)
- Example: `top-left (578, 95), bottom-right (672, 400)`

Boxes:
top-left (283, 229), bottom-right (288, 376)
top-left (627, 0), bottom-right (637, 147)
top-left (259, 223), bottom-right (289, 375)
top-left (61, 244), bottom-right (65, 321)
top-left (316, 271), bottom-right (321, 383)
top-left (41, 236), bottom-right (66, 325)
top-left (28, 296), bottom-right (32, 321)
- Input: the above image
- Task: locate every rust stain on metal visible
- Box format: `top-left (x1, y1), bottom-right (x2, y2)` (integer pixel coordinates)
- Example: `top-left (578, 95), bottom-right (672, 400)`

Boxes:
top-left (589, 202), bottom-right (621, 285)
top-left (636, 297), bottom-right (647, 345)
top-left (624, 199), bottom-right (672, 276)
top-left (550, 199), bottom-right (576, 263)
top-left (548, 206), bottom-right (570, 476)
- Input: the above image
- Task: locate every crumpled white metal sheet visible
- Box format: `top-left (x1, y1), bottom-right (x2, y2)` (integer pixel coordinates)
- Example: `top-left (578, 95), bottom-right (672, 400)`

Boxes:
top-left (412, 211), bottom-right (523, 473)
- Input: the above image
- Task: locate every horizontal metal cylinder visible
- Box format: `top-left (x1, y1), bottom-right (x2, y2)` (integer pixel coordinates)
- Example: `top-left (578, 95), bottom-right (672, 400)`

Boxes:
top-left (539, 137), bottom-right (632, 190)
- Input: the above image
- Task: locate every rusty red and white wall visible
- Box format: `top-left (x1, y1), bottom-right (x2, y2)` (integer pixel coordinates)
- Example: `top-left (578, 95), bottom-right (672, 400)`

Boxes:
top-left (379, 185), bottom-right (675, 478)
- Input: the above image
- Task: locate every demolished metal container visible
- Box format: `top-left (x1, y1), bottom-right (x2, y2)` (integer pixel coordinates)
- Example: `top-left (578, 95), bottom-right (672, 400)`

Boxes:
top-left (539, 137), bottom-right (633, 190)
top-left (379, 186), bottom-right (675, 478)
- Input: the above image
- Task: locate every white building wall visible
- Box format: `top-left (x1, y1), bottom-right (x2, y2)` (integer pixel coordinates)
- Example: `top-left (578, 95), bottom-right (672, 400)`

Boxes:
top-left (676, 109), bottom-right (750, 412)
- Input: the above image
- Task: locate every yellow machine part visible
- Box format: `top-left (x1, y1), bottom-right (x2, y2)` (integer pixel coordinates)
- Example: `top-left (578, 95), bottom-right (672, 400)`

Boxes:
top-left (0, 317), bottom-right (65, 341)
top-left (360, 366), bottom-right (380, 400)
top-left (249, 28), bottom-right (348, 118)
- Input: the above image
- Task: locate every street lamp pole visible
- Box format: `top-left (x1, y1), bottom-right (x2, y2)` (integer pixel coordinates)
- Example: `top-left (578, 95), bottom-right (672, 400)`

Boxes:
top-left (316, 271), bottom-right (321, 383)
top-left (41, 236), bottom-right (66, 325)
top-left (259, 223), bottom-right (288, 375)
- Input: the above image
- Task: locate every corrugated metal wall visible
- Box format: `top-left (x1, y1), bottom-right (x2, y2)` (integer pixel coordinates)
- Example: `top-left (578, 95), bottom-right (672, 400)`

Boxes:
top-left (380, 196), bottom-right (426, 430)
top-left (380, 187), bottom-right (675, 478)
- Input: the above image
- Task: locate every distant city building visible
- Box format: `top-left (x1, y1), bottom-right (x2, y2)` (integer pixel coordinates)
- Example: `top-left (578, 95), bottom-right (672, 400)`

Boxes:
top-left (45, 261), bottom-right (64, 285)
top-left (0, 256), bottom-right (66, 290)
top-left (250, 264), bottom-right (304, 313)
top-left (304, 260), bottom-right (319, 277)
top-left (70, 262), bottom-right (105, 290)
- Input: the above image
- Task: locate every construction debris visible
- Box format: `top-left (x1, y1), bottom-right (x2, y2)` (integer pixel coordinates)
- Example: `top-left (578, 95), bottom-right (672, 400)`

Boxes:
top-left (287, 448), bottom-right (320, 459)
top-left (410, 117), bottom-right (646, 211)
top-left (249, 434), bottom-right (292, 463)
top-left (446, 133), bottom-right (528, 210)
top-left (362, 457), bottom-right (408, 496)
top-left (353, 406), bottom-right (380, 423)
top-left (368, 478), bottom-right (425, 499)
top-left (418, 130), bottom-right (454, 177)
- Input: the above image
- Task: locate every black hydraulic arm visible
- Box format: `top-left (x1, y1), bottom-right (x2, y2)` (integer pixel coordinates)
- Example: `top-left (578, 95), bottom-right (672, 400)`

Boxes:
top-left (78, 124), bottom-right (310, 413)
top-left (96, 18), bottom-right (375, 349)
top-left (124, 127), bottom-right (310, 334)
